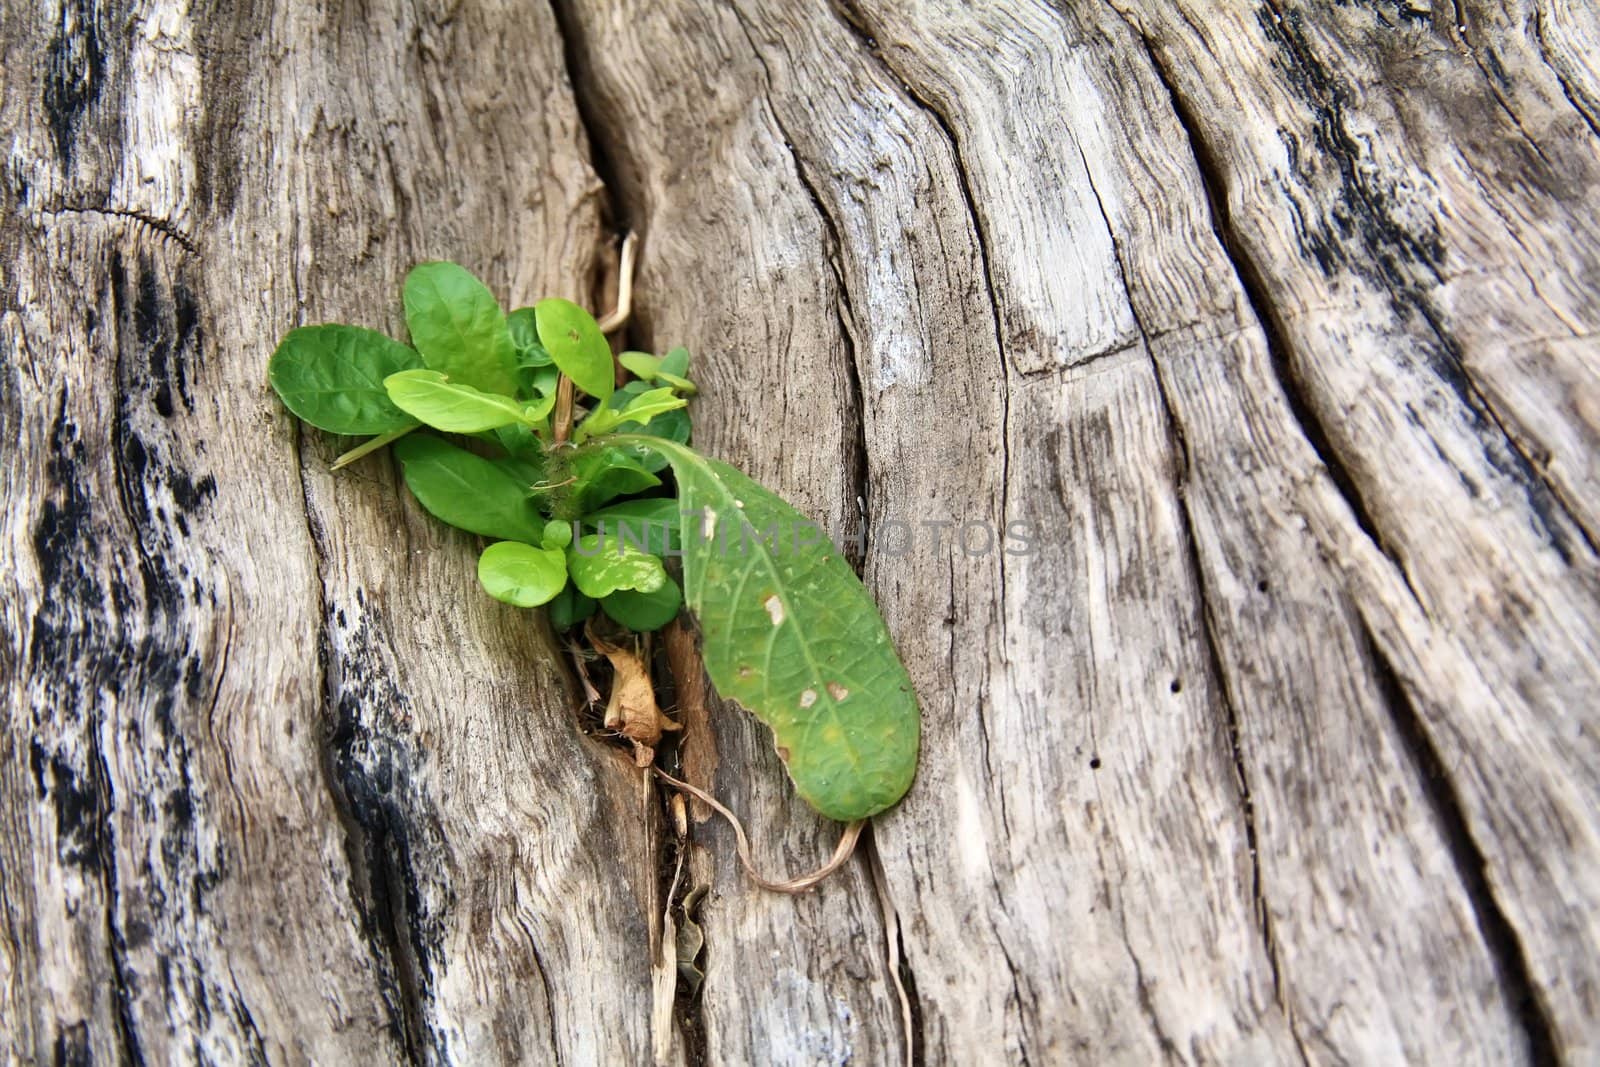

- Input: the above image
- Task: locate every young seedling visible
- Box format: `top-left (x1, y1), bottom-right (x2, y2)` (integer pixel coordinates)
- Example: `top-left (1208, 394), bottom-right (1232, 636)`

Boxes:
top-left (267, 253), bottom-right (921, 882)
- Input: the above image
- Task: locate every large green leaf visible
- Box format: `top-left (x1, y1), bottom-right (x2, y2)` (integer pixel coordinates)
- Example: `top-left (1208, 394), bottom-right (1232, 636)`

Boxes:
top-left (267, 325), bottom-right (422, 435)
top-left (393, 435), bottom-right (544, 543)
top-left (534, 298), bottom-right (614, 402)
top-left (403, 262), bottom-right (519, 396)
top-left (612, 436), bottom-right (919, 821)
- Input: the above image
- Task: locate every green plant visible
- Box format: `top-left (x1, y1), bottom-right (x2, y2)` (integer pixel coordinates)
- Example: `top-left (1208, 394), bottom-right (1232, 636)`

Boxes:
top-left (268, 259), bottom-right (919, 828)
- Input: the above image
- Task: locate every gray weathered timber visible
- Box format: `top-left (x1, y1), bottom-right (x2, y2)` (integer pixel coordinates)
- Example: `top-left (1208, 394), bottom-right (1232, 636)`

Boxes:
top-left (3, 0), bottom-right (1598, 1064)
top-left (1, 2), bottom-right (658, 1062)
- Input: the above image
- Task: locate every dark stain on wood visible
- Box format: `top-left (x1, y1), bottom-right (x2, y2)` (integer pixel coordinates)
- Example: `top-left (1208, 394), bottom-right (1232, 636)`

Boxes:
top-left (42, 0), bottom-right (106, 169)
top-left (323, 594), bottom-right (452, 1061)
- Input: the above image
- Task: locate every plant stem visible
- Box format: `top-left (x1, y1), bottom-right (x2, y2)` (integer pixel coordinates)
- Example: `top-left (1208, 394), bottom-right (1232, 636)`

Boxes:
top-left (330, 424), bottom-right (416, 470)
top-left (556, 231), bottom-right (637, 444)
top-left (553, 375), bottom-right (576, 443)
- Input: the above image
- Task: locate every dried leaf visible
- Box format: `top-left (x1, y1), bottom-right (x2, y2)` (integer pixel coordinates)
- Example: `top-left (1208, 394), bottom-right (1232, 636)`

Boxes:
top-left (676, 885), bottom-right (708, 997)
top-left (588, 623), bottom-right (680, 766)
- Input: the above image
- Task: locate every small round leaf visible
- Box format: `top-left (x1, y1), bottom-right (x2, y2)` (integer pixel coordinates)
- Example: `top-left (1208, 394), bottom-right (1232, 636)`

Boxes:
top-left (478, 542), bottom-right (568, 608)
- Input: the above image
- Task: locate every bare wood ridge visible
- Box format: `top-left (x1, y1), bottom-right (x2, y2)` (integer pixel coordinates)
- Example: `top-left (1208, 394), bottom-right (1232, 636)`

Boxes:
top-left (1133, 24), bottom-right (1559, 1055)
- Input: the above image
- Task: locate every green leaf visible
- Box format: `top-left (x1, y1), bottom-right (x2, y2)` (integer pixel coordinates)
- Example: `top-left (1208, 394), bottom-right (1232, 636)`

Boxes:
top-left (617, 351), bottom-right (663, 379)
top-left (394, 435), bottom-right (545, 543)
top-left (585, 497), bottom-right (681, 557)
top-left (598, 383), bottom-right (690, 472)
top-left (566, 535), bottom-right (667, 598)
top-left (493, 450), bottom-right (545, 487)
top-left (478, 541), bottom-right (568, 607)
top-left (535, 298), bottom-right (614, 401)
top-left (585, 497), bottom-right (683, 527)
top-left (585, 498), bottom-right (681, 535)
top-left (517, 364), bottom-right (560, 402)
top-left (522, 387), bottom-right (558, 423)
top-left (660, 346), bottom-right (691, 378)
top-left (566, 446), bottom-right (662, 514)
top-left (611, 436), bottom-right (920, 821)
top-left (575, 386), bottom-right (687, 442)
top-left (628, 411), bottom-right (689, 473)
top-left (384, 369), bottom-right (547, 432)
top-left (656, 372), bottom-right (696, 394)
top-left (403, 262), bottom-right (519, 396)
top-left (618, 350), bottom-right (696, 394)
top-left (542, 519), bottom-right (574, 549)
top-left (602, 574), bottom-right (682, 632)
top-left (548, 585), bottom-right (597, 630)
top-left (268, 325), bottom-right (422, 435)
top-left (507, 308), bottom-right (554, 366)
top-left (493, 422), bottom-right (546, 462)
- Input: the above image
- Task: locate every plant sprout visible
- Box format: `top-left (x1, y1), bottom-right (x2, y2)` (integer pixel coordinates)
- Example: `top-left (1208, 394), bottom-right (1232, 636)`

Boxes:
top-left (267, 253), bottom-right (919, 836)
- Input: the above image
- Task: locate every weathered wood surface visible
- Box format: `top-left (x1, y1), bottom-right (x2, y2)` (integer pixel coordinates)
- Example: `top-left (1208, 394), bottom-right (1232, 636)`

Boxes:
top-left (3, 0), bottom-right (1598, 1063)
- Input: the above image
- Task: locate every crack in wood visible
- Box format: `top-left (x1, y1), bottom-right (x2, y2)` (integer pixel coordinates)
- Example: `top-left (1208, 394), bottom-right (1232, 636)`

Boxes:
top-left (1131, 25), bottom-right (1421, 606)
top-left (1093, 220), bottom-right (1310, 1057)
top-left (1099, 24), bottom-right (1328, 1065)
top-left (1530, 7), bottom-right (1600, 142)
top-left (291, 425), bottom-right (420, 1062)
top-left (726, 2), bottom-right (875, 576)
top-left (1356, 618), bottom-right (1560, 1064)
top-left (1258, 0), bottom-right (1599, 563)
top-left (865, 828), bottom-right (923, 1067)
top-left (543, 7), bottom-right (710, 1063)
top-left (546, 0), bottom-right (635, 240)
top-left (813, 10), bottom-right (1040, 888)
top-left (93, 313), bottom-right (153, 1067)
top-left (1126, 13), bottom-right (1584, 1059)
top-left (514, 907), bottom-right (565, 1067)
top-left (41, 206), bottom-right (199, 256)
top-left (825, 0), bottom-right (1028, 871)
top-left (103, 249), bottom-right (241, 1062)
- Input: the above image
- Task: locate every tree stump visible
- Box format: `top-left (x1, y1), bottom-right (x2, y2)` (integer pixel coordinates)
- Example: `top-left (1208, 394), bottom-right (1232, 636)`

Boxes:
top-left (3, 1), bottom-right (1598, 1063)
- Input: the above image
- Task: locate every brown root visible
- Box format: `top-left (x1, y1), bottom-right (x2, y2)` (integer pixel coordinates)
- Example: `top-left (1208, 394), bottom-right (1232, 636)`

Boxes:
top-left (653, 768), bottom-right (865, 894)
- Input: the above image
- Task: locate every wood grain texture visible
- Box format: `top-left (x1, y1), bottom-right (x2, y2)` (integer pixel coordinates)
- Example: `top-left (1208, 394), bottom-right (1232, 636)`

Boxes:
top-left (2, 1), bottom-right (660, 1062)
top-left (4, 0), bottom-right (1599, 1064)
